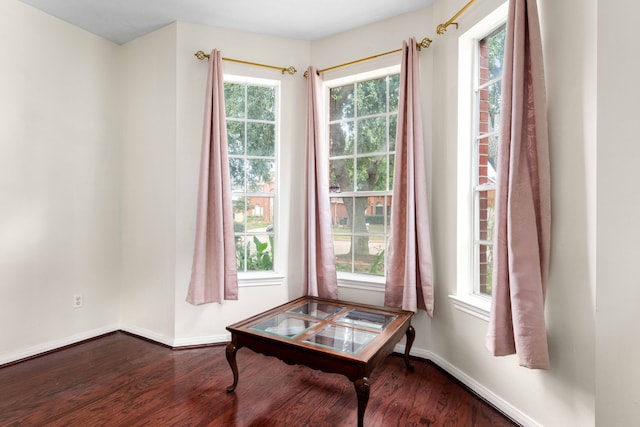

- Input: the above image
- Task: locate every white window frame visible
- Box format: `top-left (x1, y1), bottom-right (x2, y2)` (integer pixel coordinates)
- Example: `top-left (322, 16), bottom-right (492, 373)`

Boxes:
top-left (323, 65), bottom-right (401, 290)
top-left (451, 3), bottom-right (508, 320)
top-left (225, 74), bottom-right (284, 287)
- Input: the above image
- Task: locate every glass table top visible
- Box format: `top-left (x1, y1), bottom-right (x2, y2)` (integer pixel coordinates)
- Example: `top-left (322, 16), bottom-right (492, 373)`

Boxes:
top-left (303, 324), bottom-right (378, 354)
top-left (250, 314), bottom-right (318, 338)
top-left (335, 309), bottom-right (397, 330)
top-left (287, 301), bottom-right (345, 319)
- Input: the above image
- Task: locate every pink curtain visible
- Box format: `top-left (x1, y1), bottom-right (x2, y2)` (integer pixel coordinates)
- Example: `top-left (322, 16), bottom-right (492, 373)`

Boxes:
top-left (384, 38), bottom-right (434, 315)
top-left (186, 49), bottom-right (238, 305)
top-left (305, 66), bottom-right (338, 299)
top-left (485, 0), bottom-right (551, 369)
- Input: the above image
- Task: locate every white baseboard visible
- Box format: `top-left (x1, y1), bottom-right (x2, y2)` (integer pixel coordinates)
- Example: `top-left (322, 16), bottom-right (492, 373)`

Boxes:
top-left (172, 333), bottom-right (230, 347)
top-left (394, 344), bottom-right (540, 427)
top-left (0, 324), bottom-right (120, 366)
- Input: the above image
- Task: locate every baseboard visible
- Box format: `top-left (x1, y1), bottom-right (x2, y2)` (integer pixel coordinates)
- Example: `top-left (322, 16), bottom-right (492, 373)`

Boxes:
top-left (0, 324), bottom-right (120, 366)
top-left (394, 344), bottom-right (540, 427)
top-left (118, 325), bottom-right (175, 347)
top-left (172, 333), bottom-right (230, 348)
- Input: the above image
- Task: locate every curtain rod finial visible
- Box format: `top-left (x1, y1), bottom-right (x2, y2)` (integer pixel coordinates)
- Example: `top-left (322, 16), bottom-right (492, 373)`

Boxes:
top-left (195, 50), bottom-right (210, 60)
top-left (283, 66), bottom-right (297, 75)
top-left (417, 37), bottom-right (432, 50)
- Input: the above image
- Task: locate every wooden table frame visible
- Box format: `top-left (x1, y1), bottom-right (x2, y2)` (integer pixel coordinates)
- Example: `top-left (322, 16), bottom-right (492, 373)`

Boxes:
top-left (225, 296), bottom-right (415, 427)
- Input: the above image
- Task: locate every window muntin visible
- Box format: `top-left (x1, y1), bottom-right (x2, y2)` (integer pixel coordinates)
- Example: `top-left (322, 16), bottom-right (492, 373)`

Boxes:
top-left (225, 79), bottom-right (278, 273)
top-left (327, 71), bottom-right (399, 278)
top-left (473, 25), bottom-right (506, 296)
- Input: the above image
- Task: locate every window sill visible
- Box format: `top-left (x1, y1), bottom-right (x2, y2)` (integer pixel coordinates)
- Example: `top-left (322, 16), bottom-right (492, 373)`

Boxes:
top-left (238, 272), bottom-right (284, 287)
top-left (337, 273), bottom-right (386, 292)
top-left (448, 294), bottom-right (491, 322)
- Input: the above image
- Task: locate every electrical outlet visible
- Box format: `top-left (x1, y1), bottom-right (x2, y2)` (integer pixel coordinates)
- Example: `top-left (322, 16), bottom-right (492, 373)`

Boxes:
top-left (73, 294), bottom-right (83, 308)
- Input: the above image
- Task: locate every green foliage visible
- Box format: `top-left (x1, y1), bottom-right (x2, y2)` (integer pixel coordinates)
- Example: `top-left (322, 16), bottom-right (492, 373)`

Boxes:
top-left (236, 236), bottom-right (274, 271)
top-left (369, 249), bottom-right (385, 275)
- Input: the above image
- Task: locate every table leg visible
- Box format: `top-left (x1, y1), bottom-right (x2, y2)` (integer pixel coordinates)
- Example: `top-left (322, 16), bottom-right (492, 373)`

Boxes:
top-left (354, 377), bottom-right (370, 427)
top-left (225, 341), bottom-right (239, 393)
top-left (404, 325), bottom-right (415, 371)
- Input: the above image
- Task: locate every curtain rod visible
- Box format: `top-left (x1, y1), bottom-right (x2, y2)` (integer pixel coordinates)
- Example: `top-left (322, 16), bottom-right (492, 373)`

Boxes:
top-left (303, 0), bottom-right (477, 77)
top-left (194, 50), bottom-right (298, 75)
top-left (437, 0), bottom-right (476, 34)
top-left (303, 37), bottom-right (432, 78)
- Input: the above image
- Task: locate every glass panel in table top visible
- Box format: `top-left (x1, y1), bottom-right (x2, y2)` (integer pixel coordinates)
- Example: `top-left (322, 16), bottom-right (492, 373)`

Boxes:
top-left (303, 324), bottom-right (378, 354)
top-left (250, 314), bottom-right (318, 339)
top-left (335, 309), bottom-right (396, 330)
top-left (287, 301), bottom-right (345, 319)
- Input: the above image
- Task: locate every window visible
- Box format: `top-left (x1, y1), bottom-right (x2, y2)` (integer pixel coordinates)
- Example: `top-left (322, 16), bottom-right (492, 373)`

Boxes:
top-left (326, 67), bottom-right (399, 280)
top-left (474, 25), bottom-right (505, 297)
top-left (453, 3), bottom-right (507, 318)
top-left (225, 77), bottom-right (279, 274)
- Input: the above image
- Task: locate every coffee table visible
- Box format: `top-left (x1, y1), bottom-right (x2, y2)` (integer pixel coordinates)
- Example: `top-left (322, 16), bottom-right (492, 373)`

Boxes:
top-left (225, 296), bottom-right (415, 427)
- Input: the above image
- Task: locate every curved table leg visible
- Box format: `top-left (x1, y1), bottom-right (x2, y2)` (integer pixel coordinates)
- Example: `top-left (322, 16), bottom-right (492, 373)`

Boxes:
top-left (404, 325), bottom-right (415, 371)
top-left (225, 341), bottom-right (239, 393)
top-left (354, 377), bottom-right (370, 427)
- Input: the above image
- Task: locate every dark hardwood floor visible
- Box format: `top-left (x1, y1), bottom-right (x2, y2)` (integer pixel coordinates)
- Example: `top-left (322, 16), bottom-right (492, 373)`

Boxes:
top-left (0, 332), bottom-right (518, 426)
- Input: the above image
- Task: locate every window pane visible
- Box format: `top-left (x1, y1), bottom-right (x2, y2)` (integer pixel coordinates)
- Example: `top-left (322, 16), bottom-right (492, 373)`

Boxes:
top-left (331, 197), bottom-right (352, 231)
top-left (356, 156), bottom-right (387, 191)
top-left (246, 235), bottom-right (274, 271)
top-left (357, 77), bottom-right (386, 116)
top-left (246, 159), bottom-right (274, 192)
top-left (229, 157), bottom-right (245, 192)
top-left (330, 85), bottom-right (354, 120)
top-left (388, 154), bottom-right (395, 190)
top-left (487, 27), bottom-right (506, 80)
top-left (389, 75), bottom-right (400, 112)
top-left (477, 189), bottom-right (496, 242)
top-left (330, 158), bottom-right (354, 192)
top-left (357, 117), bottom-right (387, 154)
top-left (236, 238), bottom-right (248, 271)
top-left (478, 80), bottom-right (503, 135)
top-left (477, 135), bottom-right (498, 185)
top-left (246, 196), bottom-right (274, 229)
top-left (478, 243), bottom-right (493, 296)
top-left (389, 114), bottom-right (397, 151)
top-left (232, 196), bottom-right (247, 231)
top-left (354, 243), bottom-right (385, 276)
top-left (247, 122), bottom-right (275, 156)
top-left (247, 86), bottom-right (275, 121)
top-left (225, 83), bottom-right (245, 119)
top-left (330, 122), bottom-right (354, 156)
top-left (227, 120), bottom-right (245, 155)
top-left (334, 235), bottom-right (352, 273)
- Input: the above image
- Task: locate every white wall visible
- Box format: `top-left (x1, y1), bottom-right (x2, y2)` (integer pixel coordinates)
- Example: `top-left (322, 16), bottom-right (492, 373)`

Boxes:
top-left (119, 24), bottom-right (178, 344)
top-left (596, 0), bottom-right (640, 424)
top-left (0, 0), bottom-right (121, 360)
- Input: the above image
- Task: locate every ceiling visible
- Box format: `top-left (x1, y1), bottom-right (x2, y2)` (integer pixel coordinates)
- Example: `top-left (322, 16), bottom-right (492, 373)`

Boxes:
top-left (19, 0), bottom-right (436, 45)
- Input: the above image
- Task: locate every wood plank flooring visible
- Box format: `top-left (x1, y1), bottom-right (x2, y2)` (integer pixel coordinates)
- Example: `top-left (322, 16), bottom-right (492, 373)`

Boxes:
top-left (0, 332), bottom-right (518, 426)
